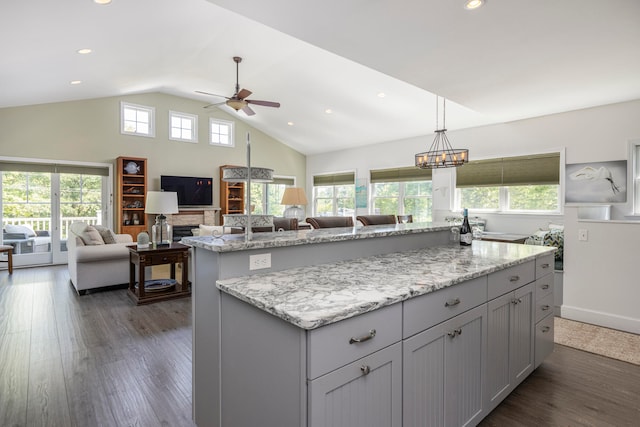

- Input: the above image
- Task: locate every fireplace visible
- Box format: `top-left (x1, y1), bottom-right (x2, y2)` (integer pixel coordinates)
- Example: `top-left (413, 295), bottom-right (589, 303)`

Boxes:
top-left (172, 225), bottom-right (197, 242)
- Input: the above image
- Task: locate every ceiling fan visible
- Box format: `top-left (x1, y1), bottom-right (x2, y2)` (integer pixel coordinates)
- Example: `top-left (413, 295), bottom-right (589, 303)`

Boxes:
top-left (196, 56), bottom-right (280, 116)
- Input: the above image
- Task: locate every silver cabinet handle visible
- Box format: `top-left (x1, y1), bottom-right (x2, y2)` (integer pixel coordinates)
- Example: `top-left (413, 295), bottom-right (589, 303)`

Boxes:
top-left (512, 298), bottom-right (522, 305)
top-left (541, 305), bottom-right (550, 311)
top-left (541, 284), bottom-right (550, 290)
top-left (541, 326), bottom-right (550, 333)
top-left (447, 328), bottom-right (462, 338)
top-left (445, 297), bottom-right (461, 307)
top-left (349, 329), bottom-right (376, 344)
top-left (360, 365), bottom-right (371, 375)
top-left (509, 275), bottom-right (520, 282)
top-left (541, 263), bottom-right (550, 269)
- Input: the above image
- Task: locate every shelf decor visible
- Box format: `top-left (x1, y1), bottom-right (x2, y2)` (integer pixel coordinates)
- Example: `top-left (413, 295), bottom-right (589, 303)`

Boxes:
top-left (221, 132), bottom-right (274, 241)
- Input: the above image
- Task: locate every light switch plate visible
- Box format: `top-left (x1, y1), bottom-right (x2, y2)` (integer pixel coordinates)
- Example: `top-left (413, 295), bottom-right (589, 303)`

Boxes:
top-left (578, 228), bottom-right (588, 241)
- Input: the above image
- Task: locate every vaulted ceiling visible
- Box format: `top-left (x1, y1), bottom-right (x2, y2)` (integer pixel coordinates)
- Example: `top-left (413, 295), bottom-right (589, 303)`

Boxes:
top-left (2, 0), bottom-right (639, 155)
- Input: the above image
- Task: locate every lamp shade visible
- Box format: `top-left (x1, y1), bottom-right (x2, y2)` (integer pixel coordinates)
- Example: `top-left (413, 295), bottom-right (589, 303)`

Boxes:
top-left (281, 187), bottom-right (308, 206)
top-left (145, 191), bottom-right (179, 214)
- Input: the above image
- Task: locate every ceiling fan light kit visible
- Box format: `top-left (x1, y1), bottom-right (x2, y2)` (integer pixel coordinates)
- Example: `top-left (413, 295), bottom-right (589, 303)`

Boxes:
top-left (197, 56), bottom-right (280, 116)
top-left (415, 97), bottom-right (469, 169)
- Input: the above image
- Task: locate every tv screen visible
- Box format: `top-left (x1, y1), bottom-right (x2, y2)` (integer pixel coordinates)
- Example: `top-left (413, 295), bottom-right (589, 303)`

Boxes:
top-left (160, 175), bottom-right (213, 206)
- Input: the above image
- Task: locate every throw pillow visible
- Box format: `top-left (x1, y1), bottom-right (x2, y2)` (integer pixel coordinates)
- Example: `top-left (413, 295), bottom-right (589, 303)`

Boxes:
top-left (5, 223), bottom-right (37, 237)
top-left (79, 225), bottom-right (105, 246)
top-left (199, 224), bottom-right (224, 236)
top-left (93, 224), bottom-right (118, 244)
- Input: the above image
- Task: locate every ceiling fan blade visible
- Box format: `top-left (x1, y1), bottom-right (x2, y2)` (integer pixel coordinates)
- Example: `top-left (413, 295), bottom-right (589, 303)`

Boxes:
top-left (237, 88), bottom-right (252, 100)
top-left (195, 90), bottom-right (229, 99)
top-left (246, 99), bottom-right (281, 108)
top-left (203, 101), bottom-right (227, 109)
top-left (241, 105), bottom-right (256, 116)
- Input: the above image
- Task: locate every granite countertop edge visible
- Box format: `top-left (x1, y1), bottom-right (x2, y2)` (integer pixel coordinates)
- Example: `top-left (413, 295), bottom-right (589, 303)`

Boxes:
top-left (216, 243), bottom-right (556, 330)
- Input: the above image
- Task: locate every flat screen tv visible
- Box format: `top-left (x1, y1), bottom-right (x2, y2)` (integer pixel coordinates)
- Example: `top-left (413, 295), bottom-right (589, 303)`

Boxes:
top-left (160, 175), bottom-right (213, 207)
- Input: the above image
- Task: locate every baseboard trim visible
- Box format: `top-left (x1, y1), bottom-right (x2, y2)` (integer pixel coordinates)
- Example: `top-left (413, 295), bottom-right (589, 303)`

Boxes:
top-left (561, 305), bottom-right (640, 334)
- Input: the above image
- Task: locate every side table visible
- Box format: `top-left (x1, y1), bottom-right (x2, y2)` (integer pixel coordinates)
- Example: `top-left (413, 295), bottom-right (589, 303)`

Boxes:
top-left (128, 242), bottom-right (191, 305)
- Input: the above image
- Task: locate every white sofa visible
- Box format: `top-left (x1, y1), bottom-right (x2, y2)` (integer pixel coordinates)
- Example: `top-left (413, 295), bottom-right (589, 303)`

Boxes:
top-left (67, 222), bottom-right (133, 295)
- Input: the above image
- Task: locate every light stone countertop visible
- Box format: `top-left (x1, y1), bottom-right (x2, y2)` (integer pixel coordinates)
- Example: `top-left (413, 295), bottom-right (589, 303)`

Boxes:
top-left (181, 222), bottom-right (451, 252)
top-left (216, 241), bottom-right (555, 330)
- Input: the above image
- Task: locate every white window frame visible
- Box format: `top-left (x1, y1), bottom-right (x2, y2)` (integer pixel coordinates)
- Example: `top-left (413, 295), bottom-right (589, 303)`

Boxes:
top-left (209, 118), bottom-right (234, 147)
top-left (169, 111), bottom-right (198, 143)
top-left (631, 140), bottom-right (640, 215)
top-left (370, 180), bottom-right (433, 221)
top-left (249, 175), bottom-right (296, 216)
top-left (120, 102), bottom-right (155, 137)
top-left (312, 184), bottom-right (355, 217)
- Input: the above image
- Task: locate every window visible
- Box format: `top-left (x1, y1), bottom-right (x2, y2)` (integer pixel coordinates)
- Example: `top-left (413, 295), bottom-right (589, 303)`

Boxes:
top-left (169, 111), bottom-right (198, 143)
top-left (313, 172), bottom-right (355, 217)
top-left (456, 153), bottom-right (561, 213)
top-left (249, 177), bottom-right (295, 216)
top-left (121, 102), bottom-right (155, 137)
top-left (210, 118), bottom-right (234, 147)
top-left (370, 167), bottom-right (433, 222)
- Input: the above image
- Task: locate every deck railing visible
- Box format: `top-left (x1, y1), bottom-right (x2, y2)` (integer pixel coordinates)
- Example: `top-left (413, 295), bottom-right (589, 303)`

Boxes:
top-left (2, 216), bottom-right (100, 239)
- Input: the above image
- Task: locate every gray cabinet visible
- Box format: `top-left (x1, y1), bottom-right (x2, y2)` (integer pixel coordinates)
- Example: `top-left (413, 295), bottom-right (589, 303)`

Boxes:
top-left (486, 281), bottom-right (536, 411)
top-left (535, 255), bottom-right (555, 367)
top-left (308, 342), bottom-right (402, 427)
top-left (403, 304), bottom-right (487, 427)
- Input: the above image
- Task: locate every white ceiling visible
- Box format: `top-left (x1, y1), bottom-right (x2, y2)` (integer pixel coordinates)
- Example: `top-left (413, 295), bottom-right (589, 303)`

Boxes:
top-left (2, 0), bottom-right (639, 155)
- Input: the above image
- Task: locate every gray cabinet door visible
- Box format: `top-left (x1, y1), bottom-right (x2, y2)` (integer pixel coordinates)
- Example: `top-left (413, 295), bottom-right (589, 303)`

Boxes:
top-left (511, 282), bottom-right (535, 386)
top-left (486, 282), bottom-right (535, 411)
top-left (403, 304), bottom-right (486, 427)
top-left (308, 342), bottom-right (402, 427)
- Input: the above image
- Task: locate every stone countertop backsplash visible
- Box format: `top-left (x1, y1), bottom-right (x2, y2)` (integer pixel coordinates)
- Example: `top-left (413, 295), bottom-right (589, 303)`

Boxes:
top-left (217, 241), bottom-right (555, 330)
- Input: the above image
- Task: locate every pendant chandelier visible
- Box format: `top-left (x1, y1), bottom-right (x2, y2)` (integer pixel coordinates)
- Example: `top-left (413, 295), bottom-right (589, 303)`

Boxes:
top-left (415, 96), bottom-right (469, 169)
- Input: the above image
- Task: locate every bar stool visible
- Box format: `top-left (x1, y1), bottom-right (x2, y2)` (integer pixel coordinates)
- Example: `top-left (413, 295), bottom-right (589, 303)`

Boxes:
top-left (0, 245), bottom-right (13, 274)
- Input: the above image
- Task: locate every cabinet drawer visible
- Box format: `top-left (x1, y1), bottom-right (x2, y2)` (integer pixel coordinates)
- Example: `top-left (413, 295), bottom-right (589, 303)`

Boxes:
top-left (535, 314), bottom-right (555, 368)
top-left (536, 254), bottom-right (554, 278)
top-left (147, 252), bottom-right (183, 265)
top-left (488, 261), bottom-right (535, 300)
top-left (534, 275), bottom-right (554, 301)
top-left (535, 292), bottom-right (554, 323)
top-left (403, 276), bottom-right (487, 339)
top-left (307, 303), bottom-right (402, 380)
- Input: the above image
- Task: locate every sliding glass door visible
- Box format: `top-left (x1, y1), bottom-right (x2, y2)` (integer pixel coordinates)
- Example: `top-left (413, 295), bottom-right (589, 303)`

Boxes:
top-left (1, 159), bottom-right (112, 267)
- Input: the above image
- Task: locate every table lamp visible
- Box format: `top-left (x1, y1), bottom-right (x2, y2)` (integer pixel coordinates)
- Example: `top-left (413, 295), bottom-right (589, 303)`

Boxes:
top-left (145, 191), bottom-right (179, 247)
top-left (281, 187), bottom-right (308, 222)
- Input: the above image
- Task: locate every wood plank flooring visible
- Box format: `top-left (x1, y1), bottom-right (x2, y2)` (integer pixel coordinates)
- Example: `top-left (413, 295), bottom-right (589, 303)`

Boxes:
top-left (1, 265), bottom-right (639, 426)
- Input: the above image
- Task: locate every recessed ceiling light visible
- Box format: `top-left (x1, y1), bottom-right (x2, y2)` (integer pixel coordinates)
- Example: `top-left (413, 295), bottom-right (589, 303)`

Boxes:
top-left (325, 109), bottom-right (332, 114)
top-left (77, 48), bottom-right (92, 55)
top-left (377, 92), bottom-right (386, 98)
top-left (94, 0), bottom-right (112, 4)
top-left (70, 80), bottom-right (82, 85)
top-left (464, 0), bottom-right (485, 10)
top-left (287, 122), bottom-right (294, 126)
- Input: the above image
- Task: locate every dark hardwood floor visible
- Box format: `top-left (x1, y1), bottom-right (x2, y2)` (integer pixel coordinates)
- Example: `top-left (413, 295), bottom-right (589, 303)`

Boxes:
top-left (1, 265), bottom-right (639, 426)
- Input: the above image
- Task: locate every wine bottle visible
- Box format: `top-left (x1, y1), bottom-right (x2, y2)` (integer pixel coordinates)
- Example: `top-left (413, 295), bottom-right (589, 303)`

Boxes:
top-left (460, 208), bottom-right (472, 246)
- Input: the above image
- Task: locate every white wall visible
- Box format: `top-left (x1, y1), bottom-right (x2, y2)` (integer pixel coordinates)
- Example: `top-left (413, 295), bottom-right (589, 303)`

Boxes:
top-left (307, 99), bottom-right (640, 333)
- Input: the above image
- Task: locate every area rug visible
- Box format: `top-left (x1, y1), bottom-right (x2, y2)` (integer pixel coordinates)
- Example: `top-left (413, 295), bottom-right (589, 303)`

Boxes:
top-left (554, 317), bottom-right (640, 365)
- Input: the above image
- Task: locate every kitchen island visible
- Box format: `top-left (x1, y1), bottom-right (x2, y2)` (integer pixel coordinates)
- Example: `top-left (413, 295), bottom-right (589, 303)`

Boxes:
top-left (183, 224), bottom-right (555, 427)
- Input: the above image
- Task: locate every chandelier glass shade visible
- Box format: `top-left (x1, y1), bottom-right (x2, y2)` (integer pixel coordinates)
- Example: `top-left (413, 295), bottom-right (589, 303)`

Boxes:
top-left (415, 97), bottom-right (469, 169)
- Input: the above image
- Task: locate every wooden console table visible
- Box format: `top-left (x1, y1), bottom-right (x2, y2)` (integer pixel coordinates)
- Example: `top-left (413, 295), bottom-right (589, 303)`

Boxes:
top-left (128, 243), bottom-right (191, 305)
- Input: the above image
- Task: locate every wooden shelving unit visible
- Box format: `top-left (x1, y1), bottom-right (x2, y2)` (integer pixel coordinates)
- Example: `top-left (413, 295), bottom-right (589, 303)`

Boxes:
top-left (219, 165), bottom-right (245, 216)
top-left (116, 156), bottom-right (148, 240)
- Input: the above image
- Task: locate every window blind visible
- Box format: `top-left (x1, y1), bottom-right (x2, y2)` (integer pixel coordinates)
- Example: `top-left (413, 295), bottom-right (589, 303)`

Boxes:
top-left (313, 172), bottom-right (355, 186)
top-left (370, 166), bottom-right (432, 183)
top-left (456, 153), bottom-right (560, 187)
top-left (272, 177), bottom-right (295, 186)
top-left (0, 161), bottom-right (109, 176)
